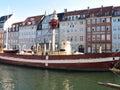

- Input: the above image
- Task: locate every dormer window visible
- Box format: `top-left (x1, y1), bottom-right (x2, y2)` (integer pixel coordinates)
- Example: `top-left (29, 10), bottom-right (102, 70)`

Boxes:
top-left (16, 24), bottom-right (18, 27)
top-left (114, 10), bottom-right (120, 16)
top-left (80, 14), bottom-right (85, 19)
top-left (76, 15), bottom-right (79, 20)
top-left (105, 12), bottom-right (109, 16)
top-left (28, 22), bottom-right (31, 25)
top-left (12, 25), bottom-right (15, 28)
top-left (72, 16), bottom-right (74, 20)
top-left (22, 22), bottom-right (25, 25)
top-left (90, 14), bottom-right (94, 17)
top-left (68, 16), bottom-right (71, 20)
top-left (32, 21), bottom-right (35, 24)
top-left (30, 18), bottom-right (34, 21)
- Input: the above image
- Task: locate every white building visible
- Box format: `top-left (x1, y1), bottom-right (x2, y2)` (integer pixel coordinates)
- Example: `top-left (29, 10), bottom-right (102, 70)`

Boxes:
top-left (8, 22), bottom-right (22, 50)
top-left (19, 15), bottom-right (44, 51)
top-left (60, 10), bottom-right (86, 53)
top-left (112, 6), bottom-right (120, 52)
top-left (1, 14), bottom-right (16, 50)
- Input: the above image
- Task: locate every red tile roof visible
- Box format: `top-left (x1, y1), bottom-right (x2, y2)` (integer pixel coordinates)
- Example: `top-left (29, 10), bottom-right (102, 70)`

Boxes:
top-left (12, 21), bottom-right (23, 26)
top-left (63, 6), bottom-right (113, 18)
top-left (22, 15), bottom-right (44, 26)
top-left (114, 6), bottom-right (120, 10)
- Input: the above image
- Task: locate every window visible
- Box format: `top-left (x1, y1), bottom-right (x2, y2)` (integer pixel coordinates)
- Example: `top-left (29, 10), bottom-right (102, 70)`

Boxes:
top-left (87, 27), bottom-right (90, 32)
top-left (68, 16), bottom-right (71, 20)
top-left (67, 36), bottom-right (70, 41)
top-left (92, 19), bottom-right (95, 24)
top-left (80, 28), bottom-right (83, 32)
top-left (113, 43), bottom-right (117, 49)
top-left (96, 35), bottom-right (100, 40)
top-left (74, 22), bottom-right (77, 25)
top-left (62, 23), bottom-right (65, 26)
top-left (97, 26), bottom-right (100, 31)
top-left (80, 36), bottom-right (83, 41)
top-left (80, 21), bottom-right (83, 24)
top-left (114, 10), bottom-right (120, 16)
top-left (118, 18), bottom-right (120, 22)
top-left (92, 35), bottom-right (96, 40)
top-left (87, 35), bottom-right (91, 41)
top-left (106, 26), bottom-right (110, 31)
top-left (71, 36), bottom-right (73, 41)
top-left (101, 26), bottom-right (105, 31)
top-left (106, 18), bottom-right (110, 22)
top-left (118, 43), bottom-right (120, 49)
top-left (96, 18), bottom-right (100, 24)
top-left (113, 34), bottom-right (117, 40)
top-left (101, 35), bottom-right (105, 40)
top-left (75, 36), bottom-right (77, 41)
top-left (74, 29), bottom-right (77, 32)
top-left (76, 16), bottom-right (79, 20)
top-left (72, 16), bottom-right (74, 20)
top-left (113, 19), bottom-right (116, 22)
top-left (106, 44), bottom-right (111, 49)
top-left (118, 34), bottom-right (120, 39)
top-left (101, 18), bottom-right (105, 23)
top-left (80, 14), bottom-right (85, 19)
top-left (87, 19), bottom-right (90, 24)
top-left (118, 26), bottom-right (120, 31)
top-left (92, 27), bottom-right (95, 31)
top-left (30, 18), bottom-right (34, 21)
top-left (113, 26), bottom-right (117, 31)
top-left (107, 34), bottom-right (110, 40)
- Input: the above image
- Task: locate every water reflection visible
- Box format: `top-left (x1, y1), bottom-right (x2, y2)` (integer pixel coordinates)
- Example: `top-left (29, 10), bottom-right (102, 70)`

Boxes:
top-left (0, 64), bottom-right (120, 90)
top-left (0, 65), bottom-right (15, 90)
top-left (63, 79), bottom-right (73, 90)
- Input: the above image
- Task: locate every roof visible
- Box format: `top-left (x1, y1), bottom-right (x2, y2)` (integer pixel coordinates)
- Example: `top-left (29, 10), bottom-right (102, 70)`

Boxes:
top-left (21, 15), bottom-right (44, 26)
top-left (63, 6), bottom-right (113, 18)
top-left (0, 14), bottom-right (13, 28)
top-left (12, 21), bottom-right (23, 27)
top-left (64, 9), bottom-right (88, 17)
top-left (57, 13), bottom-right (64, 21)
top-left (114, 6), bottom-right (120, 10)
top-left (0, 14), bottom-right (12, 23)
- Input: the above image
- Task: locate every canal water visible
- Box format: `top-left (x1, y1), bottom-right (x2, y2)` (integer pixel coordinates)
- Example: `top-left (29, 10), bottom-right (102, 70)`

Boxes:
top-left (0, 64), bottom-right (120, 90)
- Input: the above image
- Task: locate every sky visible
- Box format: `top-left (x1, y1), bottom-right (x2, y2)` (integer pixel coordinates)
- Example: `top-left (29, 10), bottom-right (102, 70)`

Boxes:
top-left (0, 0), bottom-right (120, 22)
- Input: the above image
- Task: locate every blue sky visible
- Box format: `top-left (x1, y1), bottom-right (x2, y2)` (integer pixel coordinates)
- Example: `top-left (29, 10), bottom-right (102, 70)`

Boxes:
top-left (0, 0), bottom-right (120, 22)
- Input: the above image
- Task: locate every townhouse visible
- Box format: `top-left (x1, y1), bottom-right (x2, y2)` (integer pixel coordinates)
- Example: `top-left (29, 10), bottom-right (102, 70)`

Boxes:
top-left (86, 6), bottom-right (113, 53)
top-left (0, 14), bottom-right (15, 51)
top-left (19, 15), bottom-right (44, 51)
top-left (8, 22), bottom-right (22, 50)
top-left (60, 10), bottom-right (87, 53)
top-left (112, 6), bottom-right (120, 52)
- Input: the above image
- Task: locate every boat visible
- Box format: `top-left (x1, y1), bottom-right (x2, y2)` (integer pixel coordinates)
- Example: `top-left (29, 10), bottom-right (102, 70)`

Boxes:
top-left (0, 52), bottom-right (120, 71)
top-left (3, 49), bottom-right (19, 54)
top-left (109, 68), bottom-right (120, 74)
top-left (98, 82), bottom-right (120, 89)
top-left (109, 60), bottom-right (120, 74)
top-left (0, 10), bottom-right (119, 71)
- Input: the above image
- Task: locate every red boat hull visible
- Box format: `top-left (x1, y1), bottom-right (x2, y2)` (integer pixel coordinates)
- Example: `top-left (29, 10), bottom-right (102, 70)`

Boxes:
top-left (0, 53), bottom-right (119, 71)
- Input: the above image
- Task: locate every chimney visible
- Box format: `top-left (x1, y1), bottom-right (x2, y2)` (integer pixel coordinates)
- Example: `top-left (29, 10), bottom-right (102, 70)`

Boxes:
top-left (87, 6), bottom-right (90, 17)
top-left (88, 6), bottom-right (90, 10)
top-left (101, 5), bottom-right (103, 15)
top-left (64, 9), bottom-right (67, 13)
